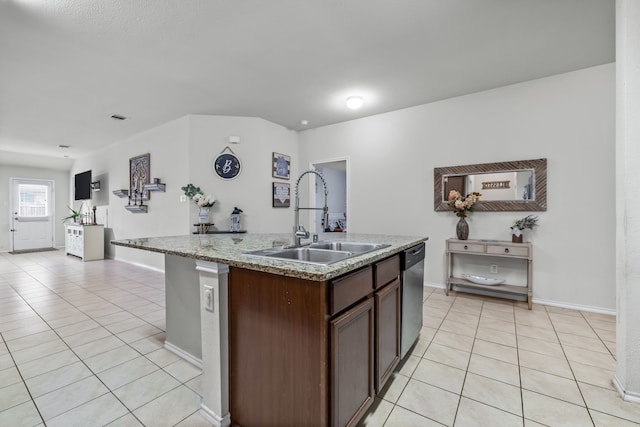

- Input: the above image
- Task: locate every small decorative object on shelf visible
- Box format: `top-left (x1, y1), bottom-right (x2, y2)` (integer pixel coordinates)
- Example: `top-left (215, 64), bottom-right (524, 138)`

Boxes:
top-left (194, 222), bottom-right (213, 234)
top-left (231, 207), bottom-right (243, 232)
top-left (112, 189), bottom-right (129, 198)
top-left (143, 178), bottom-right (166, 192)
top-left (199, 207), bottom-right (210, 223)
top-left (62, 205), bottom-right (81, 223)
top-left (182, 183), bottom-right (216, 223)
top-left (511, 215), bottom-right (538, 243)
top-left (125, 190), bottom-right (148, 213)
top-left (447, 190), bottom-right (481, 240)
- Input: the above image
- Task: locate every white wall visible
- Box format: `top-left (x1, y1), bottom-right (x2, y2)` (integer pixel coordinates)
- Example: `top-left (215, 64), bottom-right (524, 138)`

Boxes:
top-left (0, 165), bottom-right (70, 251)
top-left (299, 64), bottom-right (615, 311)
top-left (186, 115), bottom-right (298, 233)
top-left (615, 0), bottom-right (640, 400)
top-left (71, 114), bottom-right (298, 268)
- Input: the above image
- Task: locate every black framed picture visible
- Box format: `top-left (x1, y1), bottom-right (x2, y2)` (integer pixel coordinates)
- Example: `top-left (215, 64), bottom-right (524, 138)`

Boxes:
top-left (130, 153), bottom-right (150, 200)
top-left (273, 182), bottom-right (290, 208)
top-left (272, 152), bottom-right (290, 180)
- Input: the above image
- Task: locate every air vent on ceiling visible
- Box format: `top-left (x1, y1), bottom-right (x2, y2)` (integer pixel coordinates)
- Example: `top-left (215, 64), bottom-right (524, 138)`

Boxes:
top-left (57, 144), bottom-right (71, 149)
top-left (110, 114), bottom-right (128, 121)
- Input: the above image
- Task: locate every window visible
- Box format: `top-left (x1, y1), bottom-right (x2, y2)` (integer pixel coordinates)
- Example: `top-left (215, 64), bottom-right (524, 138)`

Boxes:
top-left (19, 184), bottom-right (48, 217)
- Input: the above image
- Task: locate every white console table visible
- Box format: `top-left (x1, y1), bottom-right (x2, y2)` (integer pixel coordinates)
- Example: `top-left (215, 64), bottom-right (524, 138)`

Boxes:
top-left (65, 224), bottom-right (104, 261)
top-left (446, 238), bottom-right (532, 309)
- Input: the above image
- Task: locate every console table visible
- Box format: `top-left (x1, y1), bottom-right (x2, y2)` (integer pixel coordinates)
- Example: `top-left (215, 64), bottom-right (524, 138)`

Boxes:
top-left (446, 238), bottom-right (532, 309)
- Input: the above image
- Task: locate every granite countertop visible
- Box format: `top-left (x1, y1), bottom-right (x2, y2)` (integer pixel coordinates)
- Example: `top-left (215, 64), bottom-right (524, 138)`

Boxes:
top-left (111, 232), bottom-right (428, 281)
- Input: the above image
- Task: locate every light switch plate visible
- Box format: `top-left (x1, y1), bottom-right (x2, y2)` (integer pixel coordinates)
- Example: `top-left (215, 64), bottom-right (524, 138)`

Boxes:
top-left (204, 286), bottom-right (214, 312)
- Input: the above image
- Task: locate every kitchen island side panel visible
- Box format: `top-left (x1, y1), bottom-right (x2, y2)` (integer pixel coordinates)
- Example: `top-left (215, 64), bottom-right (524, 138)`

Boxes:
top-left (165, 254), bottom-right (202, 361)
top-left (229, 267), bottom-right (329, 427)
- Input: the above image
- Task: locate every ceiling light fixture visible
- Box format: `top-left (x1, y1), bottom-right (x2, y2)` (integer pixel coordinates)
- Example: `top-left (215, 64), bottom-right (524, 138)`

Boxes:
top-left (346, 96), bottom-right (364, 110)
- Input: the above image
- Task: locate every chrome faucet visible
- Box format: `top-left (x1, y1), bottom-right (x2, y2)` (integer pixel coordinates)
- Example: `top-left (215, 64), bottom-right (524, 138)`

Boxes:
top-left (293, 170), bottom-right (329, 246)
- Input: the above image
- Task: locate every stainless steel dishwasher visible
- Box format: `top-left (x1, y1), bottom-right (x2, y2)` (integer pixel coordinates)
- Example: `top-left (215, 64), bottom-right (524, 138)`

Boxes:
top-left (400, 242), bottom-right (426, 359)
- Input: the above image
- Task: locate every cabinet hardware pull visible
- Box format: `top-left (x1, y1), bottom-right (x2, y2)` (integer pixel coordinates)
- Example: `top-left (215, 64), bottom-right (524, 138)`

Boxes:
top-left (464, 245), bottom-right (468, 250)
top-left (504, 248), bottom-right (509, 253)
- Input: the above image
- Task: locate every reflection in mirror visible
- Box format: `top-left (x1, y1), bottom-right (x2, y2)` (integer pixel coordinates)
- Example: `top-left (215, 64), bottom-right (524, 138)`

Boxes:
top-left (443, 170), bottom-right (534, 202)
top-left (434, 159), bottom-right (547, 212)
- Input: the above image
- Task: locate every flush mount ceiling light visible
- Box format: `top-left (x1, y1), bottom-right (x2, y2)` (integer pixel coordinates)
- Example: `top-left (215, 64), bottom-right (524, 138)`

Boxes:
top-left (346, 96), bottom-right (364, 110)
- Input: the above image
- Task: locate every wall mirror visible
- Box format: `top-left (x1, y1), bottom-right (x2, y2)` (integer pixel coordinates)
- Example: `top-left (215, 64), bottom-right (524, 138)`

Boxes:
top-left (434, 158), bottom-right (547, 212)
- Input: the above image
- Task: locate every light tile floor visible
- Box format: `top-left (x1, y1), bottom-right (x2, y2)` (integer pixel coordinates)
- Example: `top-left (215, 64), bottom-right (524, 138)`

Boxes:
top-left (0, 250), bottom-right (638, 426)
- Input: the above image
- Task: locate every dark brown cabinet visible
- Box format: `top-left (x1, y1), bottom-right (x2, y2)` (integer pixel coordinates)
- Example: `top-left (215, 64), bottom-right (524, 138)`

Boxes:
top-left (228, 253), bottom-right (401, 427)
top-left (330, 297), bottom-right (374, 427)
top-left (374, 277), bottom-right (400, 392)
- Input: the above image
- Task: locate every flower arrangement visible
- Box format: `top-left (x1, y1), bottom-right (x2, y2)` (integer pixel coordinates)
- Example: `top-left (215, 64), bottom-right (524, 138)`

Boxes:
top-left (511, 215), bottom-right (538, 243)
top-left (447, 190), bottom-right (481, 218)
top-left (511, 215), bottom-right (538, 237)
top-left (181, 184), bottom-right (215, 207)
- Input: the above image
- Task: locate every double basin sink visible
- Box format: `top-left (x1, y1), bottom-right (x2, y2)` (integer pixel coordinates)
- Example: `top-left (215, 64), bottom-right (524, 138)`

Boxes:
top-left (244, 241), bottom-right (390, 265)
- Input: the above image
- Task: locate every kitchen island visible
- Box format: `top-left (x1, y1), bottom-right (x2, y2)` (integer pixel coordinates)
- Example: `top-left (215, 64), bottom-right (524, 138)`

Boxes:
top-left (111, 232), bottom-right (428, 427)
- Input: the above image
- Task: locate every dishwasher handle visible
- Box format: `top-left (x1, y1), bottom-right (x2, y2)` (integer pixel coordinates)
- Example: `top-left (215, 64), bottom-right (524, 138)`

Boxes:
top-left (402, 243), bottom-right (425, 270)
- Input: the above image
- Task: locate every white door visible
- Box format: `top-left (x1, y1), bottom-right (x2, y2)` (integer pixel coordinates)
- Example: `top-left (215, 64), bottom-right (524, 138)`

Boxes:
top-left (10, 178), bottom-right (54, 251)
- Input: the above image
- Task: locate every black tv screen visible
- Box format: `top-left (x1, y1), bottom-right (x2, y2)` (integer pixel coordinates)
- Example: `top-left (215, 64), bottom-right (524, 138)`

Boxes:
top-left (74, 170), bottom-right (92, 200)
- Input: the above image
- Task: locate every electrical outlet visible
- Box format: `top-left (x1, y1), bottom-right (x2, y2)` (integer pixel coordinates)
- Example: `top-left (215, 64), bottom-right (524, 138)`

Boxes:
top-left (204, 286), bottom-right (214, 312)
top-left (490, 265), bottom-right (498, 274)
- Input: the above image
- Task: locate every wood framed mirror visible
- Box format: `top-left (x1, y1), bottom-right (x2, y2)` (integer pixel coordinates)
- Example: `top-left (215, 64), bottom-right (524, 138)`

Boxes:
top-left (434, 158), bottom-right (547, 212)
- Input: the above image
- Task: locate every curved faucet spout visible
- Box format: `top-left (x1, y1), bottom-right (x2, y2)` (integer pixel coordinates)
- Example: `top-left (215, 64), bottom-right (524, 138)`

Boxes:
top-left (293, 170), bottom-right (329, 246)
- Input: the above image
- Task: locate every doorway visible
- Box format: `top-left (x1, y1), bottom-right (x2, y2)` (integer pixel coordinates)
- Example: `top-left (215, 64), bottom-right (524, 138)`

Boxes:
top-left (311, 158), bottom-right (348, 235)
top-left (10, 178), bottom-right (55, 251)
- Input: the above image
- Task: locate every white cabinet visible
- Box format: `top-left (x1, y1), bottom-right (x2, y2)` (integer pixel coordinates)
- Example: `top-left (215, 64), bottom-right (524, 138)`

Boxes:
top-left (65, 224), bottom-right (104, 261)
top-left (445, 239), bottom-right (532, 309)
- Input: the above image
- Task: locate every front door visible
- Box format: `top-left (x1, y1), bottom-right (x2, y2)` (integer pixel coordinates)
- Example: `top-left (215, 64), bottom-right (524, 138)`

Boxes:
top-left (10, 178), bottom-right (54, 251)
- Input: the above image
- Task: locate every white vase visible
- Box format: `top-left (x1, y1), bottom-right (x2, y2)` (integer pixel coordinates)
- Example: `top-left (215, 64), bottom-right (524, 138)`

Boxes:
top-left (198, 207), bottom-right (210, 223)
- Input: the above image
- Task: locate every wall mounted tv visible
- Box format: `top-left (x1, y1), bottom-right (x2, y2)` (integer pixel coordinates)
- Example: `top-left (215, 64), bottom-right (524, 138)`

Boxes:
top-left (74, 170), bottom-right (92, 200)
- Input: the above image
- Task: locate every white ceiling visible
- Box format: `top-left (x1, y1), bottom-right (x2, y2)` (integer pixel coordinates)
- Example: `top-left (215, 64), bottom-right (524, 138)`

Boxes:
top-left (0, 0), bottom-right (614, 170)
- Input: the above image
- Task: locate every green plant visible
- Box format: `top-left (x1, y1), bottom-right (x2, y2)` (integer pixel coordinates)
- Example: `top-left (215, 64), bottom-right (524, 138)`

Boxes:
top-left (181, 184), bottom-right (215, 207)
top-left (511, 215), bottom-right (539, 230)
top-left (62, 205), bottom-right (81, 222)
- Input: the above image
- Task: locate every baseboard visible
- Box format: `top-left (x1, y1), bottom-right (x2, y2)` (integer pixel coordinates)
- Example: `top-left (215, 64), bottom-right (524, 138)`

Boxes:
top-left (424, 282), bottom-right (616, 315)
top-left (532, 297), bottom-right (616, 316)
top-left (200, 404), bottom-right (231, 427)
top-left (164, 341), bottom-right (203, 369)
top-left (613, 376), bottom-right (640, 403)
top-left (113, 256), bottom-right (165, 274)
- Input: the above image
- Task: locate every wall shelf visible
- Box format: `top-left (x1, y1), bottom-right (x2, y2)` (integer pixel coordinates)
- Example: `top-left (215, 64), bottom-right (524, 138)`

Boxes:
top-left (125, 204), bottom-right (148, 213)
top-left (143, 178), bottom-right (166, 192)
top-left (113, 189), bottom-right (129, 198)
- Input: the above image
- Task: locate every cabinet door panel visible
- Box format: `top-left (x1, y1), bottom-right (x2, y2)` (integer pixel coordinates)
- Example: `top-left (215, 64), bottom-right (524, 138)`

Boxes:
top-left (375, 278), bottom-right (400, 392)
top-left (331, 297), bottom-right (374, 427)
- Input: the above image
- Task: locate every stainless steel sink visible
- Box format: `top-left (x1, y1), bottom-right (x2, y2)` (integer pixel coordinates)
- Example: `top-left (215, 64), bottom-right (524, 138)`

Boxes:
top-left (243, 241), bottom-right (390, 265)
top-left (308, 241), bottom-right (389, 253)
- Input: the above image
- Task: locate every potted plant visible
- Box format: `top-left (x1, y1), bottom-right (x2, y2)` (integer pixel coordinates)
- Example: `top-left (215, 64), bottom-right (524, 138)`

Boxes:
top-left (511, 215), bottom-right (538, 243)
top-left (181, 184), bottom-right (216, 226)
top-left (62, 205), bottom-right (82, 223)
top-left (447, 190), bottom-right (481, 240)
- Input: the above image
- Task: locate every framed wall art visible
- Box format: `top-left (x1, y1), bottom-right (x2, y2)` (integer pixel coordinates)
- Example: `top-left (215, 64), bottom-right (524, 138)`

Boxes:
top-left (273, 182), bottom-right (290, 208)
top-left (130, 153), bottom-right (150, 200)
top-left (214, 147), bottom-right (242, 180)
top-left (272, 152), bottom-right (290, 180)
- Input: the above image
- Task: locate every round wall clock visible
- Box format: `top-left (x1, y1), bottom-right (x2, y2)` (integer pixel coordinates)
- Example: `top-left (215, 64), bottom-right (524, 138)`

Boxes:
top-left (214, 151), bottom-right (241, 180)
